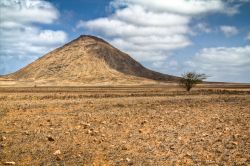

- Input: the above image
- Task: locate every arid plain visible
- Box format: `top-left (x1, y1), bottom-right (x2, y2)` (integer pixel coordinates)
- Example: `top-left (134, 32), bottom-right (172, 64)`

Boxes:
top-left (0, 84), bottom-right (250, 165)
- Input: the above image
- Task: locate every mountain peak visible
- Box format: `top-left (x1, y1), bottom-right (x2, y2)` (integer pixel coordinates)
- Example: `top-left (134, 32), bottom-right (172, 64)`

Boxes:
top-left (4, 35), bottom-right (179, 85)
top-left (64, 35), bottom-right (111, 48)
top-left (79, 35), bottom-right (102, 40)
top-left (78, 35), bottom-right (110, 44)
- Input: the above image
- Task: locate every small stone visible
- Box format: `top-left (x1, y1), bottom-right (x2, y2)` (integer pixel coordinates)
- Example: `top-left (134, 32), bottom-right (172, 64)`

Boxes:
top-left (202, 133), bottom-right (209, 137)
top-left (141, 120), bottom-right (148, 125)
top-left (0, 143), bottom-right (5, 148)
top-left (178, 122), bottom-right (184, 126)
top-left (47, 136), bottom-right (55, 141)
top-left (24, 131), bottom-right (29, 135)
top-left (225, 142), bottom-right (237, 149)
top-left (1, 136), bottom-right (7, 141)
top-left (121, 145), bottom-right (128, 150)
top-left (139, 129), bottom-right (143, 133)
top-left (126, 158), bottom-right (131, 162)
top-left (75, 125), bottom-right (81, 130)
top-left (53, 150), bottom-right (61, 155)
top-left (4, 161), bottom-right (16, 165)
top-left (56, 156), bottom-right (62, 161)
top-left (101, 121), bottom-right (106, 124)
top-left (83, 123), bottom-right (90, 129)
top-left (126, 158), bottom-right (133, 165)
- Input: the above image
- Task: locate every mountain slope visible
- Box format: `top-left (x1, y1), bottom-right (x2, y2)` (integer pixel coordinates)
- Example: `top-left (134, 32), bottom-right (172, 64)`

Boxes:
top-left (4, 35), bottom-right (179, 85)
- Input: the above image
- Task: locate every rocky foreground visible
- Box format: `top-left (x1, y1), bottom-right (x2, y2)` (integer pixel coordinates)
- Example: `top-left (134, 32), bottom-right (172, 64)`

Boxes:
top-left (0, 86), bottom-right (250, 165)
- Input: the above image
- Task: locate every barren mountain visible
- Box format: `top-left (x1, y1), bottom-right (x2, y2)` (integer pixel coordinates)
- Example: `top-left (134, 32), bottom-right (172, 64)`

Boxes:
top-left (3, 35), bottom-right (178, 86)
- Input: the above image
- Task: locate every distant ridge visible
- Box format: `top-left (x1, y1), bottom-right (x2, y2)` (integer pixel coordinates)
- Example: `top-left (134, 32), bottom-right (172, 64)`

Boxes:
top-left (3, 35), bottom-right (179, 85)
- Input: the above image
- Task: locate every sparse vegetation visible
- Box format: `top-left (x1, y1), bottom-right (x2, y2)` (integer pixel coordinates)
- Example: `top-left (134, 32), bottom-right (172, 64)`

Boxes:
top-left (179, 72), bottom-right (207, 91)
top-left (0, 86), bottom-right (250, 165)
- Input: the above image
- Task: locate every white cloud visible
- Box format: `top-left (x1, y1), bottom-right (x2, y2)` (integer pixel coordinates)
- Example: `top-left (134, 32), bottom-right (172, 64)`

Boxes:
top-left (113, 0), bottom-right (241, 15)
top-left (77, 0), bottom-right (243, 66)
top-left (0, 0), bottom-right (68, 74)
top-left (77, 5), bottom-right (193, 63)
top-left (220, 25), bottom-right (238, 37)
top-left (0, 0), bottom-right (59, 24)
top-left (194, 23), bottom-right (211, 33)
top-left (185, 46), bottom-right (250, 82)
top-left (246, 32), bottom-right (250, 40)
top-left (78, 0), bottom-right (236, 64)
top-left (78, 19), bottom-right (190, 38)
top-left (114, 5), bottom-right (190, 26)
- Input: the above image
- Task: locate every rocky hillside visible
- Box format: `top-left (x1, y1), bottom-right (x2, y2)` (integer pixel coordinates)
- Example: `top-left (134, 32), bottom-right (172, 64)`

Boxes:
top-left (3, 35), bottom-right (179, 85)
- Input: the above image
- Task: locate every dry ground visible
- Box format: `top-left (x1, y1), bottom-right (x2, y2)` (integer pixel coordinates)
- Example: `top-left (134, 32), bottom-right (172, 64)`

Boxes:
top-left (0, 85), bottom-right (250, 166)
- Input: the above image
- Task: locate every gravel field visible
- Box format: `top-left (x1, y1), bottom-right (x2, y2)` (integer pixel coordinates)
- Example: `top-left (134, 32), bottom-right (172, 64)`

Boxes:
top-left (0, 86), bottom-right (250, 165)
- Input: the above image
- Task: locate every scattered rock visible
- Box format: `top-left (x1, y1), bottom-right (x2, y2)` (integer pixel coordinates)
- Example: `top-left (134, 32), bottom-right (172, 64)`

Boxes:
top-left (4, 161), bottom-right (16, 165)
top-left (121, 146), bottom-right (128, 150)
top-left (75, 125), bottom-right (81, 130)
top-left (178, 122), bottom-right (184, 127)
top-left (141, 120), bottom-right (148, 125)
top-left (202, 133), bottom-right (209, 137)
top-left (225, 142), bottom-right (237, 149)
top-left (47, 136), bottom-right (55, 141)
top-left (101, 121), bottom-right (107, 124)
top-left (56, 156), bottom-right (62, 161)
top-left (23, 131), bottom-right (29, 135)
top-left (235, 157), bottom-right (247, 165)
top-left (83, 123), bottom-right (90, 129)
top-left (53, 150), bottom-right (61, 155)
top-left (1, 136), bottom-right (7, 141)
top-left (0, 143), bottom-right (5, 148)
top-left (126, 158), bottom-right (133, 165)
top-left (86, 130), bottom-right (92, 134)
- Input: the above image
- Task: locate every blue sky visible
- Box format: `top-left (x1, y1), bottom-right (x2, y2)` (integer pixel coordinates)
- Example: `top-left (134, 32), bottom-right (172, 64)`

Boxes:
top-left (0, 0), bottom-right (250, 82)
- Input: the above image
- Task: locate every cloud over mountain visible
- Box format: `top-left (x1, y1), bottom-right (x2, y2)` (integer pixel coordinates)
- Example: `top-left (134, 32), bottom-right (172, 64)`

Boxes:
top-left (77, 0), bottom-right (240, 64)
top-left (77, 0), bottom-right (249, 82)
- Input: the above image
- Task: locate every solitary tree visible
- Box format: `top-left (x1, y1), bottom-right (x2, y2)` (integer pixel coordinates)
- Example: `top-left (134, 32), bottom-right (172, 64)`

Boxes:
top-left (179, 72), bottom-right (207, 91)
